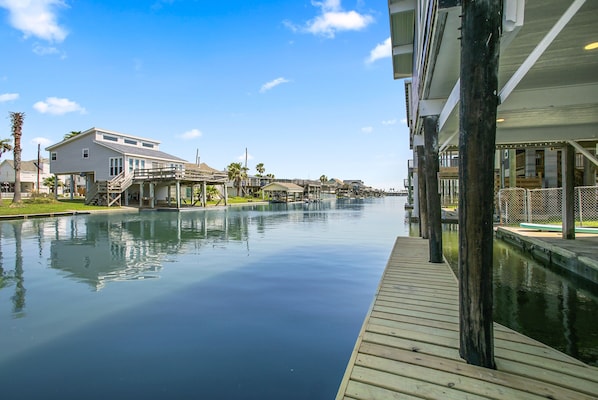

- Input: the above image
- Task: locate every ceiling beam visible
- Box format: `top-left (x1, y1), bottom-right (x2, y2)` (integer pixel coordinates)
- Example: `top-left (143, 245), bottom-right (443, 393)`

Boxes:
top-left (499, 0), bottom-right (587, 103)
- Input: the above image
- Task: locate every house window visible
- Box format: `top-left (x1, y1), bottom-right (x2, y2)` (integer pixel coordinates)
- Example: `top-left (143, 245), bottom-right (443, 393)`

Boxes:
top-left (82, 148), bottom-right (89, 158)
top-left (142, 142), bottom-right (154, 148)
top-left (128, 158), bottom-right (145, 173)
top-left (109, 157), bottom-right (123, 176)
top-left (51, 152), bottom-right (57, 161)
top-left (103, 135), bottom-right (118, 142)
top-left (124, 139), bottom-right (137, 145)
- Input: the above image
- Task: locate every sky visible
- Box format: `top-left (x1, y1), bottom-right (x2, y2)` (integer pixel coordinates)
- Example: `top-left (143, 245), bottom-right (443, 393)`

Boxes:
top-left (0, 0), bottom-right (410, 190)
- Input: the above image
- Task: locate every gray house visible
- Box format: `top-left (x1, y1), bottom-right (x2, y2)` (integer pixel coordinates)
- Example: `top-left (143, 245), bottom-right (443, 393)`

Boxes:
top-left (46, 127), bottom-right (227, 207)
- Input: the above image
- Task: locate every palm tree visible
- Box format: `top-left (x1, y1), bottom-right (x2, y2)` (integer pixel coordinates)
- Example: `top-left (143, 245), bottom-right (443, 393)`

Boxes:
top-left (266, 173), bottom-right (275, 179)
top-left (255, 163), bottom-right (265, 177)
top-left (64, 131), bottom-right (81, 140)
top-left (9, 112), bottom-right (24, 205)
top-left (320, 175), bottom-right (328, 183)
top-left (0, 138), bottom-right (13, 201)
top-left (43, 175), bottom-right (63, 193)
top-left (227, 162), bottom-right (246, 197)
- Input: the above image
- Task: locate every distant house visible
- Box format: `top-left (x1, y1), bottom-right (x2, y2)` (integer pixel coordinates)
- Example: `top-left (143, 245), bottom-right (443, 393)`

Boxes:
top-left (262, 182), bottom-right (304, 203)
top-left (0, 158), bottom-right (52, 195)
top-left (45, 127), bottom-right (227, 207)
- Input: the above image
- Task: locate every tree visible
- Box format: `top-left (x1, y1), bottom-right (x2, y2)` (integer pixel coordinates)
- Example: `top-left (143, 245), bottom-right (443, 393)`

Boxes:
top-left (64, 131), bottom-right (81, 140)
top-left (319, 175), bottom-right (328, 183)
top-left (227, 162), bottom-right (246, 197)
top-left (255, 163), bottom-right (265, 177)
top-left (266, 173), bottom-right (275, 179)
top-left (9, 112), bottom-right (24, 205)
top-left (43, 175), bottom-right (63, 193)
top-left (0, 138), bottom-right (13, 201)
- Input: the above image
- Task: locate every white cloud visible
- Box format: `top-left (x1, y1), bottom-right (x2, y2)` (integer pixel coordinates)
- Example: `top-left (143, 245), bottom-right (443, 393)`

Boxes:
top-left (33, 43), bottom-right (61, 56)
top-left (180, 129), bottom-right (202, 140)
top-left (366, 37), bottom-right (391, 64)
top-left (286, 0), bottom-right (373, 38)
top-left (260, 77), bottom-right (290, 93)
top-left (381, 119), bottom-right (397, 125)
top-left (33, 97), bottom-right (86, 115)
top-left (0, 93), bottom-right (19, 102)
top-left (361, 126), bottom-right (373, 134)
top-left (0, 0), bottom-right (69, 42)
top-left (400, 118), bottom-right (408, 125)
top-left (30, 136), bottom-right (52, 146)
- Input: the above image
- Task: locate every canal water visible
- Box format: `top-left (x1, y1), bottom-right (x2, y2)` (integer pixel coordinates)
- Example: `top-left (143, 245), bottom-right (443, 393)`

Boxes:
top-left (0, 197), bottom-right (596, 399)
top-left (0, 198), bottom-right (406, 400)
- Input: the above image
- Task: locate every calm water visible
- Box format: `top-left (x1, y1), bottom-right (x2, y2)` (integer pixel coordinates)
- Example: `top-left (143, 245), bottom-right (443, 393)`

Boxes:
top-left (0, 198), bottom-right (407, 400)
top-left (442, 226), bottom-right (598, 366)
top-left (1, 198), bottom-right (596, 400)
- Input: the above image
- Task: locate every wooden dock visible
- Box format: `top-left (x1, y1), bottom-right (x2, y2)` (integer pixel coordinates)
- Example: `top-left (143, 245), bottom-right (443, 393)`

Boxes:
top-left (336, 236), bottom-right (598, 399)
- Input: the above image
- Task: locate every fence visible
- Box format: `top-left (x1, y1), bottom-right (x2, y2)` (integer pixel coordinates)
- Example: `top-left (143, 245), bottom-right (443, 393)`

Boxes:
top-left (497, 185), bottom-right (598, 226)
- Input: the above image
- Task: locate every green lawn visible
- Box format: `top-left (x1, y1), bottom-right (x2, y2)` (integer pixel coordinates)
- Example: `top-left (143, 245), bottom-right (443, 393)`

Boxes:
top-left (0, 196), bottom-right (262, 216)
top-left (0, 198), bottom-right (111, 216)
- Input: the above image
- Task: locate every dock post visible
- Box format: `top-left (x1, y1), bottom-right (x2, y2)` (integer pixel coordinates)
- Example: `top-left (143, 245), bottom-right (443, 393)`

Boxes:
top-left (424, 115), bottom-right (442, 262)
top-left (416, 145), bottom-right (428, 238)
top-left (458, 0), bottom-right (500, 369)
top-left (562, 143), bottom-right (575, 239)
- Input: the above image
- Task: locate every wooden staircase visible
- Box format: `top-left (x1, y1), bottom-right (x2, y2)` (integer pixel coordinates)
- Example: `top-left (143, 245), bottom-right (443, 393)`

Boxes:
top-left (86, 171), bottom-right (134, 206)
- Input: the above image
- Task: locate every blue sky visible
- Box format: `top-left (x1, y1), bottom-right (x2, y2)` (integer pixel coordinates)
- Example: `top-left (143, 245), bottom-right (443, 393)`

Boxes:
top-left (0, 0), bottom-right (409, 190)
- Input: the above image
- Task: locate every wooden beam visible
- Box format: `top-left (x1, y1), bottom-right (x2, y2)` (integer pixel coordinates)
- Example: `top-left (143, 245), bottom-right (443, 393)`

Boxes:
top-left (416, 146), bottom-right (428, 239)
top-left (458, 0), bottom-right (500, 369)
top-left (562, 144), bottom-right (575, 240)
top-left (423, 115), bottom-right (443, 262)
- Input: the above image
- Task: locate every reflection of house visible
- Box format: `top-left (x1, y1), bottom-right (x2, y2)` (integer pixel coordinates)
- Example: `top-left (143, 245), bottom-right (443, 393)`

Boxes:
top-left (0, 158), bottom-right (52, 195)
top-left (262, 182), bottom-right (304, 202)
top-left (46, 128), bottom-right (228, 208)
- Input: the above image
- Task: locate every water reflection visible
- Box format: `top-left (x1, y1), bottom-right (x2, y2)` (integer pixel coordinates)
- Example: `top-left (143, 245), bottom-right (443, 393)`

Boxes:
top-left (0, 200), bottom-right (361, 296)
top-left (442, 226), bottom-right (598, 366)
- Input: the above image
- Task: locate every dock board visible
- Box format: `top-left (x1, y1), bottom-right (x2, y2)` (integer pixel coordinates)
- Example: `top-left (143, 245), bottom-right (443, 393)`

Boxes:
top-left (336, 236), bottom-right (598, 400)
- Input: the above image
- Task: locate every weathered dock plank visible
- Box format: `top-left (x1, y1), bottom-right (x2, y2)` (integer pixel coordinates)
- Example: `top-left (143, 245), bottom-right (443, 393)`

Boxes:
top-left (336, 236), bottom-right (598, 400)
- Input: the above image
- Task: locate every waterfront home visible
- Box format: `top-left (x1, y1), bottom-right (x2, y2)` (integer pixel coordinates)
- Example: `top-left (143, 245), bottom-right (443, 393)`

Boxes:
top-left (45, 127), bottom-right (228, 208)
top-left (0, 158), bottom-right (52, 195)
top-left (392, 0), bottom-right (598, 232)
top-left (261, 182), bottom-right (304, 203)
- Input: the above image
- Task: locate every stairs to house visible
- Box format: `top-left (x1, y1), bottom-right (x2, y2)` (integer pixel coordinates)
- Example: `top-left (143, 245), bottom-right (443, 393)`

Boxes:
top-left (85, 172), bottom-right (134, 206)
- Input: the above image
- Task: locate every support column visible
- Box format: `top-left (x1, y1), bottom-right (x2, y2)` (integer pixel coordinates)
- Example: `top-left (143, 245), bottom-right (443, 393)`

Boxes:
top-left (223, 184), bottom-right (228, 206)
top-left (416, 145), bottom-right (428, 238)
top-left (149, 183), bottom-right (155, 209)
top-left (175, 181), bottom-right (181, 209)
top-left (508, 149), bottom-right (517, 187)
top-left (562, 144), bottom-right (575, 239)
top-left (139, 184), bottom-right (144, 208)
top-left (458, 0), bottom-right (500, 369)
top-left (202, 182), bottom-right (207, 207)
top-left (423, 115), bottom-right (442, 262)
top-left (70, 174), bottom-right (75, 200)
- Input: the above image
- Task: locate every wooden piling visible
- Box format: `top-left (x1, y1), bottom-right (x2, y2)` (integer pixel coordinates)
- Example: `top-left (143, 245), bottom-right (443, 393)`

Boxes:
top-left (424, 115), bottom-right (442, 262)
top-left (417, 146), bottom-right (428, 239)
top-left (458, 0), bottom-right (501, 369)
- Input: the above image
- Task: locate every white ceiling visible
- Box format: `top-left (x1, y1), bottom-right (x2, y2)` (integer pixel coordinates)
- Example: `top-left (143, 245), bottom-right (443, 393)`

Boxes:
top-left (391, 0), bottom-right (598, 149)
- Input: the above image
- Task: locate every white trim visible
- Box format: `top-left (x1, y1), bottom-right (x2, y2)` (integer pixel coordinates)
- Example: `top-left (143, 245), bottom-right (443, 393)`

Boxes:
top-left (499, 0), bottom-right (586, 103)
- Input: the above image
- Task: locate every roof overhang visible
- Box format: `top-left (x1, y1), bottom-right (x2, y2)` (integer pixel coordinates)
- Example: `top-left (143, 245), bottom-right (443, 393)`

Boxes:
top-left (391, 0), bottom-right (598, 151)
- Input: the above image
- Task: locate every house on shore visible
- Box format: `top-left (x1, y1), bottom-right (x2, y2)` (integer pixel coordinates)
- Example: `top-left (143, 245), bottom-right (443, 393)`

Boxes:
top-left (45, 127), bottom-right (228, 208)
top-left (0, 158), bottom-right (52, 195)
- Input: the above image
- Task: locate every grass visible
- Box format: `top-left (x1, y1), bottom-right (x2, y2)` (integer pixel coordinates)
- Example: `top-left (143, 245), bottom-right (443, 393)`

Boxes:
top-left (0, 196), bottom-right (263, 216)
top-left (0, 198), bottom-right (112, 216)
